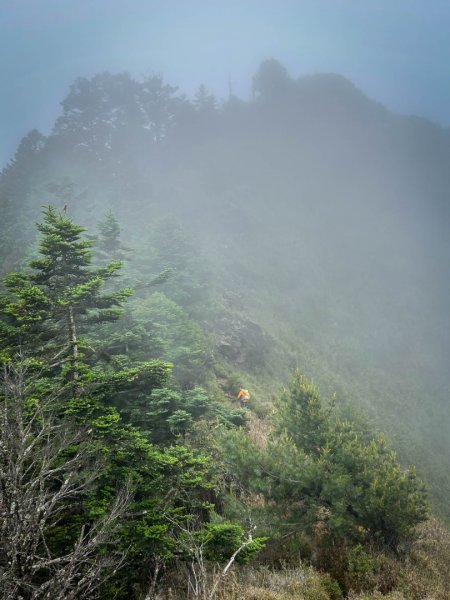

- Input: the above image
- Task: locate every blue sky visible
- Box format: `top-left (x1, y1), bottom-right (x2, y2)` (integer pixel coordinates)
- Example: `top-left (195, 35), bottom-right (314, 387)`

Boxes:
top-left (2, 0), bottom-right (450, 166)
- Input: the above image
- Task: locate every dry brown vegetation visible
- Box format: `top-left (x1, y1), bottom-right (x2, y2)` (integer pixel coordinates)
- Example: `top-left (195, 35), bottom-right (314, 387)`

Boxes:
top-left (152, 517), bottom-right (450, 600)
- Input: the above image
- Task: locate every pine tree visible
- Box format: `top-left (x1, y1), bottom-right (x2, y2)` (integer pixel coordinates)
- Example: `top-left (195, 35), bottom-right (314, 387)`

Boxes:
top-left (96, 210), bottom-right (127, 263)
top-left (0, 205), bottom-right (132, 384)
top-left (276, 371), bottom-right (330, 456)
top-left (0, 207), bottom-right (226, 598)
top-left (270, 372), bottom-right (429, 547)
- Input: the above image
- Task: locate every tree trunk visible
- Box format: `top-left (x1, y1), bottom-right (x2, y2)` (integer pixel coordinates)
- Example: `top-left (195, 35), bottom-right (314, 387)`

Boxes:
top-left (67, 304), bottom-right (79, 383)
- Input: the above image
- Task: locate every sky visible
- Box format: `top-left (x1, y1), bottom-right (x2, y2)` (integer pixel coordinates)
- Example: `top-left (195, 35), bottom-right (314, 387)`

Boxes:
top-left (2, 0), bottom-right (450, 167)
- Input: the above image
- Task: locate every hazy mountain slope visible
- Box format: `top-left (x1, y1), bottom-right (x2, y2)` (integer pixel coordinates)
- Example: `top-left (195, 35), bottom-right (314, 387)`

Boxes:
top-left (151, 95), bottom-right (450, 514)
top-left (1, 66), bottom-right (449, 517)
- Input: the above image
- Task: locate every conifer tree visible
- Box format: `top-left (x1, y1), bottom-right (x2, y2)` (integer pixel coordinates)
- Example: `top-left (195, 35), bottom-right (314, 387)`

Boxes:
top-left (0, 207), bottom-right (229, 598)
top-left (0, 205), bottom-right (132, 385)
top-left (96, 210), bottom-right (127, 263)
top-left (0, 360), bottom-right (130, 600)
top-left (276, 371), bottom-right (330, 456)
top-left (270, 373), bottom-right (429, 552)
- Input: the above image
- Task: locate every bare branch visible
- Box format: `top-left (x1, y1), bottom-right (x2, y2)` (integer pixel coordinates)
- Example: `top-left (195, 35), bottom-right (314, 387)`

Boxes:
top-left (0, 360), bottom-right (130, 600)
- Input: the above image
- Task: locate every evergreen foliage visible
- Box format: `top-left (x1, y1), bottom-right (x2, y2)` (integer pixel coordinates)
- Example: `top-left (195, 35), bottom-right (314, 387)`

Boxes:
top-left (96, 210), bottom-right (127, 262)
top-left (221, 371), bottom-right (428, 588)
top-left (0, 359), bottom-right (131, 600)
top-left (0, 61), bottom-right (448, 598)
top-left (0, 205), bottom-right (132, 380)
top-left (0, 207), bottom-right (248, 599)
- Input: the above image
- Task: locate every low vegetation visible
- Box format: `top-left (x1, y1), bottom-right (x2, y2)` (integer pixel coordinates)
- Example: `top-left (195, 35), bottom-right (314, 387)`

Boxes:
top-left (1, 60), bottom-right (449, 598)
top-left (0, 207), bottom-right (448, 599)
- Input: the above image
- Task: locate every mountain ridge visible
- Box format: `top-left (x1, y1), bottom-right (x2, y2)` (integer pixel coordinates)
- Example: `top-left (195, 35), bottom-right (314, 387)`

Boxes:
top-left (1, 61), bottom-right (449, 520)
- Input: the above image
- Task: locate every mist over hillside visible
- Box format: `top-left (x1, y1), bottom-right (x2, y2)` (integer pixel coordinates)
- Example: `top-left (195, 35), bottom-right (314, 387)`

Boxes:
top-left (1, 60), bottom-right (450, 519)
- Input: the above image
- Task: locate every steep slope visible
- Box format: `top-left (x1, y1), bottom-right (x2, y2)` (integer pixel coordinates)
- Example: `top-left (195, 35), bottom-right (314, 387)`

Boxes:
top-left (1, 64), bottom-right (449, 518)
top-left (140, 74), bottom-right (450, 515)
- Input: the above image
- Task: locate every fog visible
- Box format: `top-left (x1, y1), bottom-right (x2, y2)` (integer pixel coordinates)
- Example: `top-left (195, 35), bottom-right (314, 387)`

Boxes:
top-left (1, 2), bottom-right (450, 518)
top-left (3, 0), bottom-right (450, 167)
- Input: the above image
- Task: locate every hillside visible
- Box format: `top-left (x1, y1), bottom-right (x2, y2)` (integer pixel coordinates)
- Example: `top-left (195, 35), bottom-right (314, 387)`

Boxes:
top-left (2, 60), bottom-right (449, 520)
top-left (2, 60), bottom-right (450, 598)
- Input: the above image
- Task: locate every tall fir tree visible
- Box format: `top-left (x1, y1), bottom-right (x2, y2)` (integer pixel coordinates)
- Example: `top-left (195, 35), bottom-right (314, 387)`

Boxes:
top-left (0, 205), bottom-right (132, 383)
top-left (0, 206), bottom-right (234, 599)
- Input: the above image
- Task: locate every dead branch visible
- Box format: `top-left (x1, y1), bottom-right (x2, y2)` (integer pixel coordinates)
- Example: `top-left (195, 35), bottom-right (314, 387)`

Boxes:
top-left (0, 360), bottom-right (130, 600)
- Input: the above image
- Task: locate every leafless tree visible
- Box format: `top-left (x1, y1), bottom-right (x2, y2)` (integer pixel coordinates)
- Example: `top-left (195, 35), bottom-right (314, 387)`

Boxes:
top-left (156, 514), bottom-right (256, 600)
top-left (0, 360), bottom-right (130, 600)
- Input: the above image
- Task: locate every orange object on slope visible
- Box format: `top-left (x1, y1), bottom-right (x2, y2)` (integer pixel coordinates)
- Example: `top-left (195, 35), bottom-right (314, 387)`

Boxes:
top-left (237, 388), bottom-right (250, 403)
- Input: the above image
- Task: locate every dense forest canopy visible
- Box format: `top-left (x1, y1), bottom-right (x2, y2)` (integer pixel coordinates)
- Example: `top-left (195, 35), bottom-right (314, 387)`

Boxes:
top-left (1, 60), bottom-right (449, 599)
